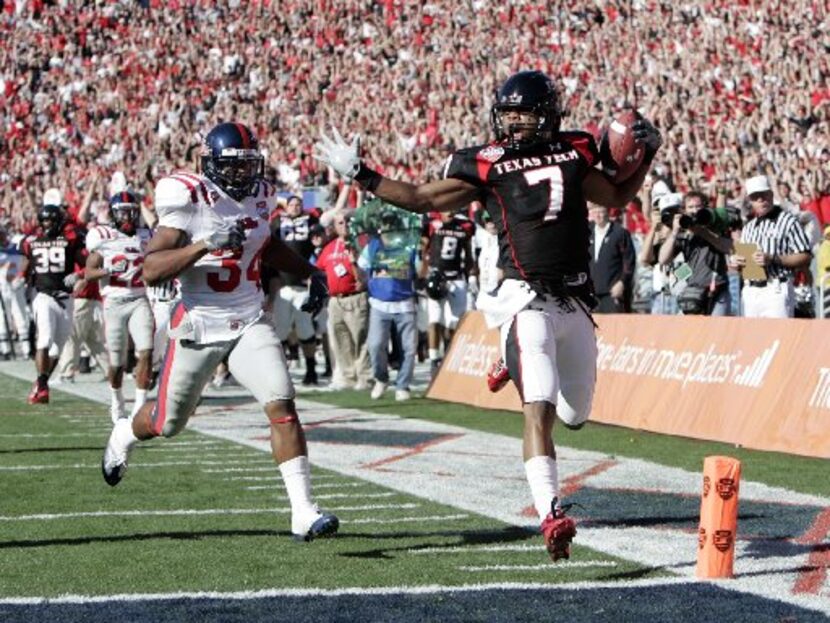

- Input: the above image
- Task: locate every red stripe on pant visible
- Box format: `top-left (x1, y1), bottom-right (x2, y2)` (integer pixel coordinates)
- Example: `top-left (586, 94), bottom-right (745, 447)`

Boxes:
top-left (151, 302), bottom-right (186, 436)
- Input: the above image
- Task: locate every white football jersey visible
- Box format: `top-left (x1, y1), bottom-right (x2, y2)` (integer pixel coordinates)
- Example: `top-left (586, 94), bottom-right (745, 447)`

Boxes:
top-left (86, 225), bottom-right (152, 299)
top-left (154, 172), bottom-right (276, 343)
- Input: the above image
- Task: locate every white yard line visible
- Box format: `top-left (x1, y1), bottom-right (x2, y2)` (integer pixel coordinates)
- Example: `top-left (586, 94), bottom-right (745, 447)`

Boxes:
top-left (459, 562), bottom-right (618, 571)
top-left (348, 514), bottom-right (469, 525)
top-left (0, 503), bottom-right (421, 522)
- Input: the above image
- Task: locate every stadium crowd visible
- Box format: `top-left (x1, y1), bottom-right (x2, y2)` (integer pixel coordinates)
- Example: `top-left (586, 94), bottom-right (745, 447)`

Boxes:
top-left (1, 0), bottom-right (829, 389)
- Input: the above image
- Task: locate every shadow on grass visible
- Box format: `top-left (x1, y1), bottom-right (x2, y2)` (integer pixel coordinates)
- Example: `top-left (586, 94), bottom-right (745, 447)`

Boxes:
top-left (0, 525), bottom-right (534, 552)
top-left (339, 525), bottom-right (537, 559)
top-left (0, 446), bottom-right (104, 455)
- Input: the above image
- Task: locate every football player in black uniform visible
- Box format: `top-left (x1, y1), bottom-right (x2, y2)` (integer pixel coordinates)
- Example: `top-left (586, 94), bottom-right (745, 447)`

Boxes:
top-left (270, 195), bottom-right (323, 385)
top-left (314, 70), bottom-right (662, 561)
top-left (421, 210), bottom-right (476, 377)
top-left (18, 204), bottom-right (87, 404)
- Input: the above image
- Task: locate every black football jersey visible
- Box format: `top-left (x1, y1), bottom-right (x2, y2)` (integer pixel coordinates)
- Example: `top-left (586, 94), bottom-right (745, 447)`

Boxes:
top-left (275, 211), bottom-right (319, 287)
top-left (423, 214), bottom-right (475, 278)
top-left (23, 225), bottom-right (86, 293)
top-left (443, 131), bottom-right (598, 289)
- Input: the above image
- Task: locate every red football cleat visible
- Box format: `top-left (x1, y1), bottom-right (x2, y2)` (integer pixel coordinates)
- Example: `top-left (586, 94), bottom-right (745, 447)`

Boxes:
top-left (486, 357), bottom-right (510, 393)
top-left (27, 384), bottom-right (49, 405)
top-left (541, 502), bottom-right (577, 562)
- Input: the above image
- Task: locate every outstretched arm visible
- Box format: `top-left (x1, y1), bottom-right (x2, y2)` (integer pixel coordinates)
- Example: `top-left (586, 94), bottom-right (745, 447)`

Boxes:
top-left (368, 176), bottom-right (480, 215)
top-left (313, 127), bottom-right (480, 214)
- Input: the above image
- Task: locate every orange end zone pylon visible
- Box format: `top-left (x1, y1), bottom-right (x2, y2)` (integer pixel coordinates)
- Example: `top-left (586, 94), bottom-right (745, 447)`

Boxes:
top-left (696, 455), bottom-right (741, 579)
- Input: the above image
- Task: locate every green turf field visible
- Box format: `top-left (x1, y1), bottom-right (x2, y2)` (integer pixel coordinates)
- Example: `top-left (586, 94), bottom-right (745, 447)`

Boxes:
top-left (1, 372), bottom-right (827, 623)
top-left (0, 374), bottom-right (650, 598)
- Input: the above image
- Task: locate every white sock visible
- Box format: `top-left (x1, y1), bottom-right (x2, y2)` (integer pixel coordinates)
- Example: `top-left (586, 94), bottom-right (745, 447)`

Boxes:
top-left (111, 387), bottom-right (125, 410)
top-left (429, 348), bottom-right (440, 361)
top-left (132, 389), bottom-right (148, 416)
top-left (524, 455), bottom-right (560, 519)
top-left (114, 418), bottom-right (139, 451)
top-left (278, 455), bottom-right (317, 518)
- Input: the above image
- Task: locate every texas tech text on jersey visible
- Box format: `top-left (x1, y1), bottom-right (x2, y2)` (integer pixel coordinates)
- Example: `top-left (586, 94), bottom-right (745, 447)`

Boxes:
top-left (443, 131), bottom-right (598, 292)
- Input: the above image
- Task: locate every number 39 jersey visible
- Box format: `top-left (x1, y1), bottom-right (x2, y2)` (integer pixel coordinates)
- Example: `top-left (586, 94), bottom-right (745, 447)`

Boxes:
top-left (86, 225), bottom-right (151, 299)
top-left (22, 224), bottom-right (85, 294)
top-left (154, 172), bottom-right (275, 343)
top-left (443, 131), bottom-right (599, 286)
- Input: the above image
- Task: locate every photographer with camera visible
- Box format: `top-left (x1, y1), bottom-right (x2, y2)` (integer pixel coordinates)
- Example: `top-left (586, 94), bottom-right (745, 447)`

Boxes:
top-left (658, 190), bottom-right (733, 316)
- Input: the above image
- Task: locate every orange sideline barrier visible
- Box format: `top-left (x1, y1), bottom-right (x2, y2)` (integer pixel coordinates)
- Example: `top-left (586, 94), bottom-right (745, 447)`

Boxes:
top-left (427, 311), bottom-right (830, 458)
top-left (696, 456), bottom-right (741, 579)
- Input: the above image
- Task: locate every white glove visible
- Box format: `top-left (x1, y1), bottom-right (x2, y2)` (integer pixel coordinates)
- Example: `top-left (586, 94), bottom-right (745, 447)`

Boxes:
top-left (11, 276), bottom-right (25, 291)
top-left (63, 273), bottom-right (79, 289)
top-left (204, 221), bottom-right (246, 252)
top-left (312, 127), bottom-right (361, 181)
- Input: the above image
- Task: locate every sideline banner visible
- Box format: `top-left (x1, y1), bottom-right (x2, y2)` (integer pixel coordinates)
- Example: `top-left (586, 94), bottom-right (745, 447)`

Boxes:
top-left (428, 311), bottom-right (830, 458)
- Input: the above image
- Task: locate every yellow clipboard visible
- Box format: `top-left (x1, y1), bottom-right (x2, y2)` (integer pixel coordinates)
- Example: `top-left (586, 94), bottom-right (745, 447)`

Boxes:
top-left (734, 242), bottom-right (767, 281)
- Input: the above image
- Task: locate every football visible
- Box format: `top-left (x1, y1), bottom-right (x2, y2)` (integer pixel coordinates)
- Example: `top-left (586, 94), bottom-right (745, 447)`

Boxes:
top-left (599, 109), bottom-right (645, 182)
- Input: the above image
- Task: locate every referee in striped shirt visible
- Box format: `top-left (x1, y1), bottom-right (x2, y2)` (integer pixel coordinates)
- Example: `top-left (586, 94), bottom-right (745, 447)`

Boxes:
top-left (729, 175), bottom-right (812, 318)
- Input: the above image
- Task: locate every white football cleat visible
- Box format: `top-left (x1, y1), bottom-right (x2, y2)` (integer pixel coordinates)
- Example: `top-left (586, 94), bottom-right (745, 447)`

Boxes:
top-left (101, 419), bottom-right (133, 487)
top-left (292, 508), bottom-right (340, 542)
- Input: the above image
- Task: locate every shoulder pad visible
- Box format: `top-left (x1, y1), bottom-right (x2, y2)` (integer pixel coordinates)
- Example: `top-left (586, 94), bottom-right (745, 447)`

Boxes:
top-left (155, 176), bottom-right (197, 221)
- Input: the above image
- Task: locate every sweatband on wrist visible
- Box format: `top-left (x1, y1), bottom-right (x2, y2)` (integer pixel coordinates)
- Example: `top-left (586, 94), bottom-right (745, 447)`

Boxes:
top-left (355, 163), bottom-right (383, 192)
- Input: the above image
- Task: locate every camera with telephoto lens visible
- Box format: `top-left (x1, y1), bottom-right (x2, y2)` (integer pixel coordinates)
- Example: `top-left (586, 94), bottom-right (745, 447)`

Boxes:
top-left (679, 208), bottom-right (714, 229)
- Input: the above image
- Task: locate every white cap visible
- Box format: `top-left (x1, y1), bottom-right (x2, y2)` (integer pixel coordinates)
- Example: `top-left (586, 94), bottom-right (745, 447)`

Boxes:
top-left (650, 179), bottom-right (671, 208)
top-left (745, 175), bottom-right (771, 195)
top-left (42, 188), bottom-right (63, 207)
top-left (658, 192), bottom-right (683, 211)
top-left (110, 171), bottom-right (127, 196)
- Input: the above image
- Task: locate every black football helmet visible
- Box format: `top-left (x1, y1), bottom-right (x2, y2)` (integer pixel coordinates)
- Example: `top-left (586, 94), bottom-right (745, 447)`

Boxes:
top-left (38, 204), bottom-right (64, 238)
top-left (425, 269), bottom-right (447, 300)
top-left (109, 190), bottom-right (141, 235)
top-left (201, 122), bottom-right (264, 200)
top-left (490, 70), bottom-right (562, 147)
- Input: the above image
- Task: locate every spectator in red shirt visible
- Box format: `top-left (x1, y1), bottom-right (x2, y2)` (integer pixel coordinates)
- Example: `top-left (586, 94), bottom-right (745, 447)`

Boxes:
top-left (316, 207), bottom-right (371, 390)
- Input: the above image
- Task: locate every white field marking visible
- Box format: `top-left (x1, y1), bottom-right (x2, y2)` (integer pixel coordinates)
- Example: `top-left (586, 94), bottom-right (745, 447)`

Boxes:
top-left (244, 489), bottom-right (396, 501)
top-left (459, 562), bottom-right (618, 571)
top-left (0, 503), bottom-right (420, 522)
top-left (4, 362), bottom-right (827, 615)
top-left (140, 453), bottom-right (264, 461)
top-left (410, 544), bottom-right (546, 554)
top-left (225, 477), bottom-right (361, 485)
top-left (0, 459), bottom-right (276, 471)
top-left (348, 513), bottom-right (468, 525)
top-left (202, 467), bottom-right (278, 473)
top-left (0, 578), bottom-right (695, 605)
top-left (142, 441), bottom-right (227, 449)
top-left (0, 433), bottom-right (105, 438)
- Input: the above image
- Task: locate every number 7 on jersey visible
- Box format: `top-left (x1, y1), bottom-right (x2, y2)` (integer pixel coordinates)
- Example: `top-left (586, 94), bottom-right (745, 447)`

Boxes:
top-left (524, 166), bottom-right (564, 221)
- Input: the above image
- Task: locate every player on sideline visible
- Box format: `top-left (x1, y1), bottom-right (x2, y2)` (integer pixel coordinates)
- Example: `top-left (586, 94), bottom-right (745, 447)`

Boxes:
top-left (84, 190), bottom-right (155, 422)
top-left (101, 122), bottom-right (338, 542)
top-left (314, 71), bottom-right (661, 560)
top-left (18, 203), bottom-right (87, 404)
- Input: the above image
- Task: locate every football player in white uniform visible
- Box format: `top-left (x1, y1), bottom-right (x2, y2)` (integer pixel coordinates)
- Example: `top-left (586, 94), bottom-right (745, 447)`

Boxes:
top-left (101, 122), bottom-right (337, 542)
top-left (85, 191), bottom-right (154, 422)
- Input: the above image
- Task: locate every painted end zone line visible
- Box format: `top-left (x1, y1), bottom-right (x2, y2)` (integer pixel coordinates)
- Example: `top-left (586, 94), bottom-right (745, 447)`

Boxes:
top-left (0, 578), bottom-right (694, 605)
